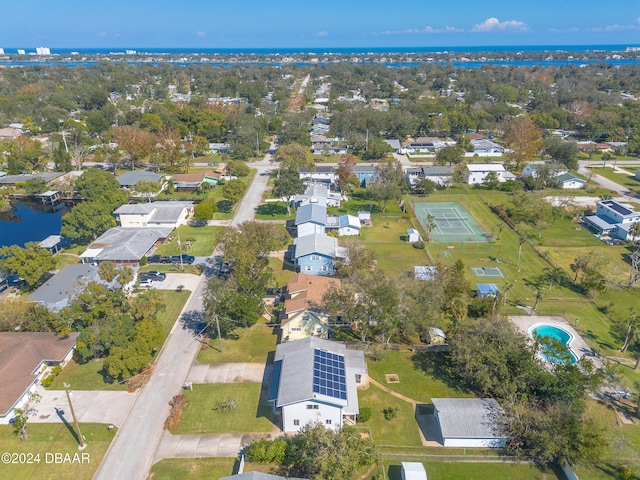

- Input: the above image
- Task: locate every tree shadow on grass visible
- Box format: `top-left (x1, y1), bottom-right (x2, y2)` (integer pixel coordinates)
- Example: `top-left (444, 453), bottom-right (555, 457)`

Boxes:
top-left (411, 352), bottom-right (472, 395)
top-left (256, 203), bottom-right (288, 216)
top-left (217, 200), bottom-right (235, 214)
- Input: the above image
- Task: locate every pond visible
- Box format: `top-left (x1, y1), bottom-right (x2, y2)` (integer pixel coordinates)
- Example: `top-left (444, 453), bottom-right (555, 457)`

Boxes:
top-left (0, 201), bottom-right (69, 248)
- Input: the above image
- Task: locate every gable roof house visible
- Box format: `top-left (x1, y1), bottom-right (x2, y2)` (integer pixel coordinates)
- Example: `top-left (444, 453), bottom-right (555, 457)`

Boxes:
top-left (432, 398), bottom-right (506, 448)
top-left (555, 172), bottom-right (586, 189)
top-left (522, 162), bottom-right (569, 178)
top-left (464, 164), bottom-right (513, 185)
top-left (299, 166), bottom-right (336, 186)
top-left (29, 264), bottom-right (101, 311)
top-left (469, 138), bottom-right (504, 156)
top-left (294, 183), bottom-right (341, 208)
top-left (268, 337), bottom-right (367, 433)
top-left (295, 203), bottom-right (327, 237)
top-left (405, 166), bottom-right (454, 188)
top-left (280, 274), bottom-right (341, 342)
top-left (170, 170), bottom-right (221, 192)
top-left (325, 214), bottom-right (361, 236)
top-left (293, 233), bottom-right (340, 276)
top-left (0, 332), bottom-right (80, 424)
top-left (80, 227), bottom-right (173, 265)
top-left (113, 201), bottom-right (194, 228)
top-left (116, 171), bottom-right (166, 190)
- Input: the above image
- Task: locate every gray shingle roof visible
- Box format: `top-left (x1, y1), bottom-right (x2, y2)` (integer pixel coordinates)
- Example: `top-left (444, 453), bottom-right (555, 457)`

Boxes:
top-left (83, 227), bottom-right (173, 262)
top-left (29, 264), bottom-right (99, 309)
top-left (116, 171), bottom-right (164, 187)
top-left (295, 203), bottom-right (327, 226)
top-left (271, 337), bottom-right (366, 414)
top-left (432, 398), bottom-right (504, 439)
top-left (293, 234), bottom-right (337, 258)
top-left (0, 172), bottom-right (64, 185)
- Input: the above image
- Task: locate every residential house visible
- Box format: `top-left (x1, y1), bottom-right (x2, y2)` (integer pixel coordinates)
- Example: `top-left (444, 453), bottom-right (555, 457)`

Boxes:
top-left (432, 398), bottom-right (506, 448)
top-left (384, 139), bottom-right (402, 153)
top-left (464, 164), bottom-right (514, 185)
top-left (405, 166), bottom-right (454, 188)
top-left (29, 264), bottom-right (101, 311)
top-left (280, 274), bottom-right (341, 342)
top-left (353, 165), bottom-right (378, 186)
top-left (469, 138), bottom-right (504, 156)
top-left (522, 162), bottom-right (568, 178)
top-left (298, 167), bottom-right (336, 187)
top-left (171, 171), bottom-right (221, 192)
top-left (113, 201), bottom-right (194, 228)
top-left (584, 199), bottom-right (640, 238)
top-left (0, 127), bottom-right (22, 140)
top-left (116, 171), bottom-right (166, 190)
top-left (0, 172), bottom-right (64, 186)
top-left (295, 203), bottom-right (327, 237)
top-left (80, 226), bottom-right (173, 265)
top-left (268, 337), bottom-right (367, 433)
top-left (326, 214), bottom-right (360, 236)
top-left (208, 142), bottom-right (231, 154)
top-left (405, 136), bottom-right (455, 155)
top-left (0, 332), bottom-right (80, 424)
top-left (293, 233), bottom-right (339, 276)
top-left (555, 173), bottom-right (585, 189)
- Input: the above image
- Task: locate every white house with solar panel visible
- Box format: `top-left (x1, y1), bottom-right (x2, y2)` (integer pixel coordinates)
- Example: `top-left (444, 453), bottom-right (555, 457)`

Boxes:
top-left (584, 199), bottom-right (640, 241)
top-left (268, 337), bottom-right (367, 433)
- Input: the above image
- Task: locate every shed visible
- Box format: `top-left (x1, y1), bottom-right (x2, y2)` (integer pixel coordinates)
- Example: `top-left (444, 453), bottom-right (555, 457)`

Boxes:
top-left (476, 283), bottom-right (500, 298)
top-left (402, 462), bottom-right (428, 480)
top-left (432, 398), bottom-right (506, 448)
top-left (427, 327), bottom-right (447, 345)
top-left (407, 228), bottom-right (422, 243)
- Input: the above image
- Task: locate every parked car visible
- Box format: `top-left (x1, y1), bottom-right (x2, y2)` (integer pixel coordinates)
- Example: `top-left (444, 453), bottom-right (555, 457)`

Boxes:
top-left (140, 271), bottom-right (166, 282)
top-left (139, 279), bottom-right (154, 288)
top-left (148, 255), bottom-right (171, 264)
top-left (170, 254), bottom-right (195, 265)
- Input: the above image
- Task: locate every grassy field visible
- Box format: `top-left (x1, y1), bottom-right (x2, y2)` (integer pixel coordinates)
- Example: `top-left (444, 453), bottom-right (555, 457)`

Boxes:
top-left (148, 458), bottom-right (238, 480)
top-left (50, 290), bottom-right (189, 390)
top-left (366, 351), bottom-right (472, 402)
top-left (269, 255), bottom-right (297, 288)
top-left (153, 226), bottom-right (219, 256)
top-left (0, 423), bottom-right (115, 480)
top-left (591, 167), bottom-right (640, 190)
top-left (173, 383), bottom-right (276, 434)
top-left (54, 253), bottom-right (81, 269)
top-left (358, 386), bottom-right (424, 447)
top-left (380, 461), bottom-right (563, 480)
top-left (197, 317), bottom-right (278, 364)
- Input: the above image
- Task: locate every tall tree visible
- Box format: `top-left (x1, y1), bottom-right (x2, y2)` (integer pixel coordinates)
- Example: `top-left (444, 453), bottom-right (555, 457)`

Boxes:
top-left (272, 169), bottom-right (305, 216)
top-left (505, 118), bottom-right (544, 170)
top-left (0, 242), bottom-right (55, 287)
top-left (221, 179), bottom-right (247, 204)
top-left (367, 161), bottom-right (405, 213)
top-left (112, 125), bottom-right (154, 169)
top-left (334, 154), bottom-right (360, 194)
top-left (276, 143), bottom-right (314, 172)
top-left (435, 145), bottom-right (464, 166)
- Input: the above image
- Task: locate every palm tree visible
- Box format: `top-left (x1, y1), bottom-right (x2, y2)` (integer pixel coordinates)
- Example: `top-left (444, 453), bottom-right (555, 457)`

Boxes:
top-left (502, 281), bottom-right (514, 306)
top-left (620, 308), bottom-right (639, 353)
top-left (532, 288), bottom-right (544, 315)
top-left (517, 236), bottom-right (526, 271)
top-left (426, 214), bottom-right (436, 242)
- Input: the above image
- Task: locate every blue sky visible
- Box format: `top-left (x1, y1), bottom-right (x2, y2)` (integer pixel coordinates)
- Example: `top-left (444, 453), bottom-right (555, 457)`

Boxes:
top-left (1, 0), bottom-right (639, 49)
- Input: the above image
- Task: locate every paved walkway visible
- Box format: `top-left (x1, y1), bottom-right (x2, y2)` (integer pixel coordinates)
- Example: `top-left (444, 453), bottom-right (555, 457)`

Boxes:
top-left (187, 362), bottom-right (268, 384)
top-left (30, 389), bottom-right (137, 427)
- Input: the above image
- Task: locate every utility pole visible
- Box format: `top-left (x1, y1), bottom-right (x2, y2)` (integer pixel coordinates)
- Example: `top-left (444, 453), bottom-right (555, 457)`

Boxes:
top-left (177, 232), bottom-right (184, 271)
top-left (64, 383), bottom-right (86, 450)
top-left (215, 314), bottom-right (223, 352)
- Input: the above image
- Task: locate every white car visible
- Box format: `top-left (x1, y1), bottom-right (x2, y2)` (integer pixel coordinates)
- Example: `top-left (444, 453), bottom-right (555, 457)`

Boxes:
top-left (139, 279), bottom-right (154, 288)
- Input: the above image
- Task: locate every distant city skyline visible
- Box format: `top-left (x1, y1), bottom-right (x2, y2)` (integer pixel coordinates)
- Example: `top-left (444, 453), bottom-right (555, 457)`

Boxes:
top-left (1, 1), bottom-right (639, 49)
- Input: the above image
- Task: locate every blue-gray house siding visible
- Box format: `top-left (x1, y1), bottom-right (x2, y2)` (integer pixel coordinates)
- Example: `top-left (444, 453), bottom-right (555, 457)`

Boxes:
top-left (296, 253), bottom-right (334, 275)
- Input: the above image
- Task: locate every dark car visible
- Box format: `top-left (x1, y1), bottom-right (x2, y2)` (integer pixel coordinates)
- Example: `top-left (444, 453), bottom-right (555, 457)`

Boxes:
top-left (170, 254), bottom-right (195, 265)
top-left (148, 255), bottom-right (171, 264)
top-left (140, 271), bottom-right (166, 282)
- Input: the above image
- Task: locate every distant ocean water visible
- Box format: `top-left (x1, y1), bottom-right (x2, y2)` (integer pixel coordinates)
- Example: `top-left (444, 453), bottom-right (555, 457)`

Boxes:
top-left (1, 45), bottom-right (639, 55)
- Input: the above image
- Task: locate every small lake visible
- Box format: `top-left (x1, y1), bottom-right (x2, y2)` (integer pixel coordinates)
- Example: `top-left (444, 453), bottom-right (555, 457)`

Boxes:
top-left (0, 201), bottom-right (69, 248)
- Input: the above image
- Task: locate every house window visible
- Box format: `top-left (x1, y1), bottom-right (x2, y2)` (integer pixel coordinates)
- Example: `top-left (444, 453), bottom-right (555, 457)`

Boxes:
top-left (293, 419), bottom-right (300, 426)
top-left (304, 266), bottom-right (312, 272)
top-left (326, 419), bottom-right (332, 425)
top-left (292, 327), bottom-right (301, 332)
top-left (307, 404), bottom-right (319, 410)
top-left (316, 328), bottom-right (323, 335)
top-left (355, 374), bottom-right (362, 384)
top-left (310, 255), bottom-right (321, 261)
top-left (320, 266), bottom-right (328, 272)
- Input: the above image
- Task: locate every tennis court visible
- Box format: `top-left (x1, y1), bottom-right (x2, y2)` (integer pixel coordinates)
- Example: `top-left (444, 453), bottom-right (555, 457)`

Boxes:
top-left (471, 266), bottom-right (504, 278)
top-left (413, 202), bottom-right (489, 243)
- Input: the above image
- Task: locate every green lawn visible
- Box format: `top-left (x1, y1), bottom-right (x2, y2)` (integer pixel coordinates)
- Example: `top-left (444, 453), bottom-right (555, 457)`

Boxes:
top-left (153, 226), bottom-right (219, 256)
top-left (54, 253), bottom-right (81, 269)
top-left (50, 290), bottom-right (190, 390)
top-left (0, 423), bottom-right (115, 480)
top-left (173, 383), bottom-right (276, 434)
top-left (366, 351), bottom-right (473, 402)
top-left (269, 255), bottom-right (297, 288)
top-left (382, 461), bottom-right (563, 480)
top-left (149, 458), bottom-right (237, 480)
top-left (592, 167), bottom-right (640, 190)
top-left (197, 318), bottom-right (278, 364)
top-left (358, 386), bottom-right (423, 446)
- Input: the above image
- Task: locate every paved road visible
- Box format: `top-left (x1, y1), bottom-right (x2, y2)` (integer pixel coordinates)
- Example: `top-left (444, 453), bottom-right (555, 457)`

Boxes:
top-left (94, 145), bottom-right (274, 480)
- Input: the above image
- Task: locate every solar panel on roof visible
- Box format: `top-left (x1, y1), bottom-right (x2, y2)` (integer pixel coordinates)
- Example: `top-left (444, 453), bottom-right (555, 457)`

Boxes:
top-left (313, 349), bottom-right (347, 400)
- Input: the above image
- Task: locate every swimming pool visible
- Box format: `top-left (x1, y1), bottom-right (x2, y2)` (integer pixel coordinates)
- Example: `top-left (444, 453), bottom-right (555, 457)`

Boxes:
top-left (530, 324), bottom-right (579, 364)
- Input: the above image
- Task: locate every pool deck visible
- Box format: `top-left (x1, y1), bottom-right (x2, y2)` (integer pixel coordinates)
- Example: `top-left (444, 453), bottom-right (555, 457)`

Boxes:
top-left (509, 315), bottom-right (603, 368)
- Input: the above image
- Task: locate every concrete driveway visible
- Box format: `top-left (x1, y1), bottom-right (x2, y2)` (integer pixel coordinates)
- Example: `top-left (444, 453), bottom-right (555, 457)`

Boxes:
top-left (30, 388), bottom-right (137, 427)
top-left (186, 363), bottom-right (269, 384)
top-left (153, 273), bottom-right (201, 292)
